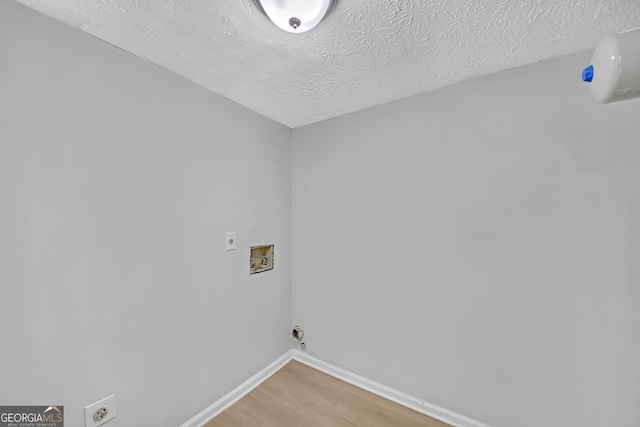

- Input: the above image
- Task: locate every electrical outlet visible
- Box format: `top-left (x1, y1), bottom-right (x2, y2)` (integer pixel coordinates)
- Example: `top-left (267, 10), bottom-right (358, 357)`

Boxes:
top-left (85, 394), bottom-right (116, 427)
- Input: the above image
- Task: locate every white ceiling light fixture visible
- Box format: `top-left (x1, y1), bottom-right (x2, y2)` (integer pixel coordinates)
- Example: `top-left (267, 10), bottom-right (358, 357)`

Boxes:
top-left (252, 0), bottom-right (337, 33)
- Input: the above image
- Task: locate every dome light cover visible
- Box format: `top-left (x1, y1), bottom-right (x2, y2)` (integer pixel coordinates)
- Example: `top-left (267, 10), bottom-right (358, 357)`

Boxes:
top-left (253, 0), bottom-right (337, 33)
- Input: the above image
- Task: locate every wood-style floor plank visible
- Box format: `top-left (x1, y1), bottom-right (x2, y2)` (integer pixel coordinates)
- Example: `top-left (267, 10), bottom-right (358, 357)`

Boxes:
top-left (205, 360), bottom-right (451, 427)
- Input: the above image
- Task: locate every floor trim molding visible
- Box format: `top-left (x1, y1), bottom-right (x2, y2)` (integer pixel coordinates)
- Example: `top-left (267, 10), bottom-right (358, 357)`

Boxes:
top-left (179, 351), bottom-right (293, 427)
top-left (291, 350), bottom-right (491, 427)
top-left (181, 349), bottom-right (491, 427)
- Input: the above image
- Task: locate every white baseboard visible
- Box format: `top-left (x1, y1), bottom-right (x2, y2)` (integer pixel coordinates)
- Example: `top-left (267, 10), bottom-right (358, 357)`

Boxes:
top-left (291, 350), bottom-right (491, 427)
top-left (179, 351), bottom-right (293, 427)
top-left (181, 349), bottom-right (491, 427)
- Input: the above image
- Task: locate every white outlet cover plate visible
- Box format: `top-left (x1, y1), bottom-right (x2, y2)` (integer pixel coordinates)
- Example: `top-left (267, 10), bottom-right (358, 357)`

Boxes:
top-left (225, 232), bottom-right (236, 251)
top-left (84, 394), bottom-right (116, 427)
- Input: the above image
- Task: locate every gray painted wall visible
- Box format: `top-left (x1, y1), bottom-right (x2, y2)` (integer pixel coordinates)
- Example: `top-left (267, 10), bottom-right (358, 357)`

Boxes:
top-left (292, 53), bottom-right (640, 427)
top-left (0, 2), bottom-right (292, 426)
top-left (3, 2), bottom-right (640, 427)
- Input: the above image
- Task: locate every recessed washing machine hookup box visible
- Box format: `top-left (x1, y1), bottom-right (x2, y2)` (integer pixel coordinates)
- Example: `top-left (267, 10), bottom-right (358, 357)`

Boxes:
top-left (250, 244), bottom-right (274, 274)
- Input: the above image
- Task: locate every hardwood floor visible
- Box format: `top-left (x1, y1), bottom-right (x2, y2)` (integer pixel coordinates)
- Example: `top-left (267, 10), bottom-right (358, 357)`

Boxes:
top-left (205, 360), bottom-right (451, 427)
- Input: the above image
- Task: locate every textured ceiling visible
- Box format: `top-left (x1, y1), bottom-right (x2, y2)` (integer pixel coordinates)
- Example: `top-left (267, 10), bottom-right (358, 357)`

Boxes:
top-left (14, 0), bottom-right (640, 128)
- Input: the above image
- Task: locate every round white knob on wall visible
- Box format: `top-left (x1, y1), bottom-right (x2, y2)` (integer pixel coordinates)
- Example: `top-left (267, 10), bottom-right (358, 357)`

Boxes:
top-left (582, 28), bottom-right (640, 103)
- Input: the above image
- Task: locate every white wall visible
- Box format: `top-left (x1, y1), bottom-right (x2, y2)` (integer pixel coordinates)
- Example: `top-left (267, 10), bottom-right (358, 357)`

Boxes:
top-left (4, 2), bottom-right (640, 426)
top-left (292, 52), bottom-right (640, 427)
top-left (0, 2), bottom-right (291, 426)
